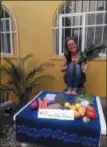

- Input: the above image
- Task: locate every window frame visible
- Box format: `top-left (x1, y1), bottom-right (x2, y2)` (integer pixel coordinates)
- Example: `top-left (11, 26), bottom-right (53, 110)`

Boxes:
top-left (1, 18), bottom-right (14, 55)
top-left (53, 10), bottom-right (106, 57)
top-left (0, 3), bottom-right (19, 58)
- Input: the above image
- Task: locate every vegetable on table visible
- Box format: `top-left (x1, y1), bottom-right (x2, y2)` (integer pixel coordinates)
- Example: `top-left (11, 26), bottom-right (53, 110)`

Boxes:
top-left (38, 98), bottom-right (43, 109)
top-left (30, 101), bottom-right (39, 110)
top-left (43, 97), bottom-right (48, 109)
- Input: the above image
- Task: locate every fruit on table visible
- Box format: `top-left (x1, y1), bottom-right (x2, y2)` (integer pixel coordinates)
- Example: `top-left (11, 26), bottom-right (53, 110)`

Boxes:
top-left (64, 102), bottom-right (71, 108)
top-left (75, 103), bottom-right (82, 110)
top-left (86, 105), bottom-right (97, 119)
top-left (78, 106), bottom-right (86, 117)
top-left (86, 106), bottom-right (95, 112)
top-left (86, 111), bottom-right (97, 119)
top-left (70, 105), bottom-right (77, 110)
top-left (74, 111), bottom-right (81, 119)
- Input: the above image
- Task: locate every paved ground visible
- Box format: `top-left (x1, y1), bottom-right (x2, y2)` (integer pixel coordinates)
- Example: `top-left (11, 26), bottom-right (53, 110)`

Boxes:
top-left (0, 98), bottom-right (106, 147)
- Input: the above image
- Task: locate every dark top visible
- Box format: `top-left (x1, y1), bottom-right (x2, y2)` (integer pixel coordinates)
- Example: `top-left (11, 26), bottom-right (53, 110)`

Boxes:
top-left (64, 53), bottom-right (71, 65)
top-left (64, 52), bottom-right (85, 65)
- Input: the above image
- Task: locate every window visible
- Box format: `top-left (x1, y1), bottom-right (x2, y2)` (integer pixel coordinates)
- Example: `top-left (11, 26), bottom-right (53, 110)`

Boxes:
top-left (52, 1), bottom-right (106, 56)
top-left (0, 3), bottom-right (19, 57)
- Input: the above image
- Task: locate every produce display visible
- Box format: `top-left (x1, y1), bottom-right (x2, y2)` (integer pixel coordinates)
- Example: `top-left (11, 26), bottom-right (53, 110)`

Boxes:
top-left (30, 93), bottom-right (97, 122)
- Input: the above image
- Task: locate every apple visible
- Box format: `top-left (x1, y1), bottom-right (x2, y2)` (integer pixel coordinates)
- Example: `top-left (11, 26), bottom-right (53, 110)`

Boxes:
top-left (86, 105), bottom-right (96, 112)
top-left (86, 111), bottom-right (97, 119)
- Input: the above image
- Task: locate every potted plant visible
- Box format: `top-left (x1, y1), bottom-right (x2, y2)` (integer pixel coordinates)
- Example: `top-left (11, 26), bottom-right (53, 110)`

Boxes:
top-left (0, 54), bottom-right (55, 107)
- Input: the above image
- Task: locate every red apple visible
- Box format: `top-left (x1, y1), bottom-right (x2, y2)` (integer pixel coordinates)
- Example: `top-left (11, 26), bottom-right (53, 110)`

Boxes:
top-left (86, 106), bottom-right (96, 112)
top-left (86, 111), bottom-right (97, 119)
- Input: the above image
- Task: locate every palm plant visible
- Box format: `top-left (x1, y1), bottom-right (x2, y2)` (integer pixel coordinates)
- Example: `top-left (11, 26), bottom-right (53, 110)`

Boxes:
top-left (0, 54), bottom-right (55, 107)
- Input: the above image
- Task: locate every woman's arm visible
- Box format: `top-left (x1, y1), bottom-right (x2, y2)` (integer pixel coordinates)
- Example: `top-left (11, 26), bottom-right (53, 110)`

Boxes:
top-left (60, 55), bottom-right (67, 72)
top-left (82, 61), bottom-right (89, 73)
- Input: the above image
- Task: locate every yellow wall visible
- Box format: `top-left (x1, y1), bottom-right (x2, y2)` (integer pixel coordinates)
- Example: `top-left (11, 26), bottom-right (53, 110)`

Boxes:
top-left (2, 1), bottom-right (106, 97)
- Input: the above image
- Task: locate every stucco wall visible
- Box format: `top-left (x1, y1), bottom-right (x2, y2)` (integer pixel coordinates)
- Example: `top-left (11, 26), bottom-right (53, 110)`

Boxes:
top-left (2, 1), bottom-right (106, 97)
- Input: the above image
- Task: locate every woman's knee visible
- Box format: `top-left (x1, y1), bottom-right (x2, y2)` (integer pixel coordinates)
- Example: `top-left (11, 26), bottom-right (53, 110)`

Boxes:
top-left (75, 64), bottom-right (82, 75)
top-left (67, 63), bottom-right (74, 70)
top-left (67, 63), bottom-right (74, 74)
top-left (75, 63), bottom-right (81, 69)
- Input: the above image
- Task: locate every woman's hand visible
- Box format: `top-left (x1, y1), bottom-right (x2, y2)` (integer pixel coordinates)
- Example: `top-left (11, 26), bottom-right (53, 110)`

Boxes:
top-left (61, 66), bottom-right (67, 72)
top-left (60, 55), bottom-right (67, 72)
top-left (82, 61), bottom-right (89, 73)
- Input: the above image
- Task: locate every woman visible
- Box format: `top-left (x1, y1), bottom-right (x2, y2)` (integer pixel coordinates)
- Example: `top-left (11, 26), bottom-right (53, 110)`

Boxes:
top-left (61, 36), bottom-right (89, 95)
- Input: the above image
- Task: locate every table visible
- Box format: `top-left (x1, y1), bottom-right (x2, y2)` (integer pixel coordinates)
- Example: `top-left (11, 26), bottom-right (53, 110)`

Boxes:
top-left (13, 91), bottom-right (106, 147)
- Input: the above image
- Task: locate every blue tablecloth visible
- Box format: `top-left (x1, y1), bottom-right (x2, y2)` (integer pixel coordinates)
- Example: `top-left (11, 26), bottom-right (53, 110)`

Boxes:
top-left (16, 91), bottom-right (101, 147)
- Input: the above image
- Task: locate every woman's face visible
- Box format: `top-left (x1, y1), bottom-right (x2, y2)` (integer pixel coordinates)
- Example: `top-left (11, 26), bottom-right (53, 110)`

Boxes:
top-left (67, 40), bottom-right (78, 53)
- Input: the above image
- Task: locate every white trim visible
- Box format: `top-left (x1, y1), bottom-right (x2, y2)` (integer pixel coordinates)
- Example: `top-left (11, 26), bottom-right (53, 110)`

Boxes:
top-left (53, 10), bottom-right (106, 55)
top-left (93, 1), bottom-right (98, 44)
top-left (60, 13), bottom-right (85, 17)
top-left (1, 31), bottom-right (17, 34)
top-left (59, 15), bottom-right (62, 55)
top-left (96, 96), bottom-right (106, 135)
top-left (0, 52), bottom-right (14, 57)
top-left (78, 15), bottom-right (80, 44)
top-left (13, 91), bottom-right (43, 121)
top-left (101, 13), bottom-right (105, 44)
top-left (56, 4), bottom-right (59, 27)
top-left (1, 2), bottom-right (19, 57)
top-left (1, 18), bottom-right (10, 20)
top-left (51, 24), bottom-right (106, 30)
top-left (60, 11), bottom-right (106, 17)
top-left (71, 0), bottom-right (74, 36)
top-left (81, 14), bottom-right (85, 51)
top-left (9, 18), bottom-right (13, 55)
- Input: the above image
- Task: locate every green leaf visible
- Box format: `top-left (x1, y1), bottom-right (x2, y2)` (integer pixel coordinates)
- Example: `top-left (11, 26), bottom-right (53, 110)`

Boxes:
top-left (26, 67), bottom-right (41, 81)
top-left (27, 75), bottom-right (55, 89)
top-left (26, 62), bottom-right (55, 81)
top-left (0, 66), bottom-right (11, 75)
top-left (23, 54), bottom-right (33, 63)
top-left (3, 58), bottom-right (17, 69)
top-left (0, 84), bottom-right (18, 96)
top-left (1, 54), bottom-right (55, 105)
top-left (37, 62), bottom-right (55, 71)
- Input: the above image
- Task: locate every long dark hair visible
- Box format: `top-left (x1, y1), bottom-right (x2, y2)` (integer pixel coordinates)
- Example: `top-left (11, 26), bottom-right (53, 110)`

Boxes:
top-left (65, 36), bottom-right (81, 52)
top-left (64, 36), bottom-right (81, 64)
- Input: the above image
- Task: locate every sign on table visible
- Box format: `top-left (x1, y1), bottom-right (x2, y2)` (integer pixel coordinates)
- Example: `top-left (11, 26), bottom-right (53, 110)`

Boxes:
top-left (38, 109), bottom-right (74, 120)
